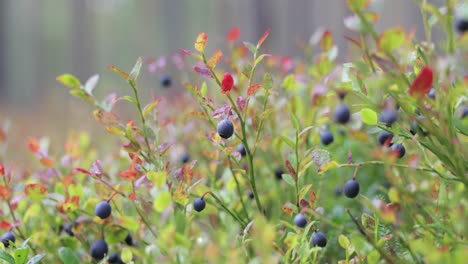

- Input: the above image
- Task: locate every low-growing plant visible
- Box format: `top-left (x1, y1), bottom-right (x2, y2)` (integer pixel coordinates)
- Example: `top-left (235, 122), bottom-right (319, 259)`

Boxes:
top-left (0, 0), bottom-right (466, 263)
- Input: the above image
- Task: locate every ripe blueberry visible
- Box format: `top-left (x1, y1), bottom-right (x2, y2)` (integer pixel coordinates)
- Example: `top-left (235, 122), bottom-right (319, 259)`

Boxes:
top-left (95, 201), bottom-right (112, 219)
top-left (410, 117), bottom-right (428, 136)
top-left (320, 130), bottom-right (334, 146)
top-left (293, 213), bottom-right (307, 228)
top-left (275, 167), bottom-right (284, 180)
top-left (462, 107), bottom-right (468, 118)
top-left (63, 223), bottom-right (74, 237)
top-left (344, 179), bottom-right (360, 198)
top-left (378, 108), bottom-right (398, 127)
top-left (311, 231), bottom-right (327, 247)
top-left (455, 17), bottom-right (468, 33)
top-left (428, 88), bottom-right (435, 99)
top-left (125, 233), bottom-right (133, 246)
top-left (90, 239), bottom-right (108, 260)
top-left (193, 198), bottom-right (206, 212)
top-left (334, 187), bottom-right (342, 196)
top-left (237, 144), bottom-right (246, 157)
top-left (248, 191), bottom-right (254, 200)
top-left (108, 252), bottom-right (124, 264)
top-left (181, 153), bottom-right (190, 164)
top-left (334, 104), bottom-right (351, 124)
top-left (390, 143), bottom-right (406, 158)
top-left (217, 119), bottom-right (234, 139)
top-left (160, 74), bottom-right (172, 88)
top-left (377, 131), bottom-right (393, 146)
top-left (0, 231), bottom-right (15, 248)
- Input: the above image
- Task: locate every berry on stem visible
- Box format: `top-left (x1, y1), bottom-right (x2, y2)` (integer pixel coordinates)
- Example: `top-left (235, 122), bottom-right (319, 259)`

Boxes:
top-left (378, 108), bottom-right (398, 127)
top-left (108, 252), bottom-right (124, 264)
top-left (125, 233), bottom-right (133, 246)
top-left (311, 231), bottom-right (327, 247)
top-left (344, 179), bottom-right (360, 198)
top-left (390, 143), bottom-right (406, 158)
top-left (236, 144), bottom-right (246, 157)
top-left (63, 223), bottom-right (74, 237)
top-left (275, 167), bottom-right (284, 180)
top-left (0, 231), bottom-right (15, 248)
top-left (160, 74), bottom-right (172, 88)
top-left (320, 130), bottom-right (334, 146)
top-left (293, 213), bottom-right (307, 228)
top-left (180, 153), bottom-right (190, 164)
top-left (90, 239), bottom-right (108, 260)
top-left (95, 201), bottom-right (112, 219)
top-left (193, 198), bottom-right (206, 212)
top-left (217, 119), bottom-right (234, 139)
top-left (334, 104), bottom-right (351, 124)
top-left (377, 131), bottom-right (393, 146)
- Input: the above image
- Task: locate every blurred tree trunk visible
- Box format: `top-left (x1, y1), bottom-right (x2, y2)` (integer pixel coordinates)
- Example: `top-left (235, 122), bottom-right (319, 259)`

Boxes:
top-left (0, 0), bottom-right (6, 99)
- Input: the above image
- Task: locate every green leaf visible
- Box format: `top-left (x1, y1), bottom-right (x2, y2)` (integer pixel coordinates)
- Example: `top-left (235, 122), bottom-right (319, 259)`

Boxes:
top-left (338, 234), bottom-right (350, 249)
top-left (147, 171), bottom-right (167, 188)
top-left (282, 174), bottom-right (295, 186)
top-left (243, 41), bottom-right (257, 54)
top-left (13, 247), bottom-right (28, 264)
top-left (25, 254), bottom-right (45, 264)
top-left (290, 112), bottom-right (300, 131)
top-left (143, 98), bottom-right (162, 118)
top-left (56, 74), bottom-right (81, 89)
top-left (360, 108), bottom-right (378, 125)
top-left (200, 82), bottom-right (207, 97)
top-left (263, 73), bottom-right (273, 90)
top-left (121, 247), bottom-right (132, 263)
top-left (58, 247), bottom-right (79, 264)
top-left (367, 250), bottom-right (380, 264)
top-left (378, 27), bottom-right (405, 53)
top-left (105, 225), bottom-right (129, 244)
top-left (153, 191), bottom-right (172, 212)
top-left (318, 161), bottom-right (338, 174)
top-left (254, 54), bottom-right (270, 67)
top-left (84, 74), bottom-right (99, 95)
top-left (282, 74), bottom-right (297, 91)
top-left (69, 89), bottom-right (94, 104)
top-left (121, 95), bottom-right (137, 105)
top-left (129, 57), bottom-right (143, 82)
top-left (280, 135), bottom-right (295, 149)
top-left (345, 0), bottom-right (370, 12)
top-left (0, 250), bottom-right (15, 264)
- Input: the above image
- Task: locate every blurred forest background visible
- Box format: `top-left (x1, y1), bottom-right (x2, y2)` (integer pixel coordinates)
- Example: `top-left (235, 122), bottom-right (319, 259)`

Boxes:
top-left (0, 0), bottom-right (443, 142)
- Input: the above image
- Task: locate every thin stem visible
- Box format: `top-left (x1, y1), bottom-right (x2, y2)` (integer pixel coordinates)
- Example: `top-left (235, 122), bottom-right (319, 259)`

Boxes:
top-left (133, 201), bottom-right (158, 239)
top-left (338, 160), bottom-right (434, 172)
top-left (228, 158), bottom-right (250, 221)
top-left (202, 192), bottom-right (247, 227)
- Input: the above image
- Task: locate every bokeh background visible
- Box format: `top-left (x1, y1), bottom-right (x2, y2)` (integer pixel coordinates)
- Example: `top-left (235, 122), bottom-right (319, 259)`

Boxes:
top-left (0, 0), bottom-right (442, 141)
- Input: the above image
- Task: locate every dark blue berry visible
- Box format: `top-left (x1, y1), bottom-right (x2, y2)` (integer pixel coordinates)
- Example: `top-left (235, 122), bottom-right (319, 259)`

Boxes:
top-left (217, 119), bottom-right (234, 139)
top-left (0, 231), bottom-right (15, 248)
top-left (344, 179), bottom-right (360, 198)
top-left (377, 131), bottom-right (393, 146)
top-left (462, 107), bottom-right (468, 118)
top-left (63, 223), bottom-right (74, 237)
top-left (391, 143), bottom-right (406, 158)
top-left (181, 153), bottom-right (190, 164)
top-left (334, 187), bottom-right (342, 196)
top-left (293, 213), bottom-right (307, 228)
top-left (95, 201), bottom-right (112, 219)
top-left (334, 104), bottom-right (351, 124)
top-left (160, 74), bottom-right (172, 88)
top-left (379, 109), bottom-right (398, 127)
top-left (311, 231), bottom-right (327, 247)
top-left (455, 18), bottom-right (468, 33)
top-left (428, 88), bottom-right (435, 99)
top-left (90, 239), bottom-right (108, 260)
top-left (108, 252), bottom-right (124, 264)
top-left (237, 144), bottom-right (246, 157)
top-left (275, 167), bottom-right (284, 180)
top-left (193, 198), bottom-right (206, 212)
top-left (320, 130), bottom-right (334, 146)
top-left (124, 233), bottom-right (133, 246)
top-left (248, 192), bottom-right (254, 200)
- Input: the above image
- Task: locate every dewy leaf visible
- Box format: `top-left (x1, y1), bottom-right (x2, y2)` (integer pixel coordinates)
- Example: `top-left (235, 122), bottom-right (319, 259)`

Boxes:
top-left (377, 27), bottom-right (405, 53)
top-left (360, 108), bottom-right (378, 125)
top-left (129, 57), bottom-right (143, 82)
top-left (257, 28), bottom-right (270, 47)
top-left (409, 66), bottom-right (433, 97)
top-left (194, 32), bottom-right (208, 53)
top-left (56, 74), bottom-right (81, 89)
top-left (84, 74), bottom-right (99, 95)
top-left (207, 49), bottom-right (223, 69)
top-left (320, 30), bottom-right (334, 52)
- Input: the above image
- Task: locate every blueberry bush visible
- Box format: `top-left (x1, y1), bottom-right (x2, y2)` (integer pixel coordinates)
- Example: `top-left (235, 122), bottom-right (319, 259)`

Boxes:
top-left (0, 1), bottom-right (467, 263)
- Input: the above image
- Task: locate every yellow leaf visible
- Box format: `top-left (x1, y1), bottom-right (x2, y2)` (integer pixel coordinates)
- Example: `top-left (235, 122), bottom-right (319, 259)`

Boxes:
top-left (194, 32), bottom-right (208, 53)
top-left (318, 161), bottom-right (339, 174)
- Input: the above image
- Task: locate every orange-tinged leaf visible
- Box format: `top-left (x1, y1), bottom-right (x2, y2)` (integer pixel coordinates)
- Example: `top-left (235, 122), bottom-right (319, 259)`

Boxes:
top-left (247, 83), bottom-right (263, 96)
top-left (173, 186), bottom-right (189, 206)
top-left (309, 190), bottom-right (316, 206)
top-left (25, 183), bottom-right (48, 196)
top-left (409, 66), bottom-right (433, 97)
top-left (257, 28), bottom-right (270, 47)
top-left (431, 178), bottom-right (440, 200)
top-left (28, 137), bottom-right (40, 153)
top-left (320, 30), bottom-right (334, 52)
top-left (94, 110), bottom-right (120, 125)
top-left (107, 65), bottom-right (129, 79)
top-left (0, 221), bottom-right (11, 230)
top-left (40, 157), bottom-right (55, 168)
top-left (194, 32), bottom-right (208, 53)
top-left (281, 203), bottom-right (294, 216)
top-left (0, 185), bottom-right (11, 200)
top-left (207, 49), bottom-right (223, 69)
top-left (143, 98), bottom-right (163, 117)
top-left (128, 192), bottom-right (136, 201)
top-left (226, 26), bottom-right (240, 43)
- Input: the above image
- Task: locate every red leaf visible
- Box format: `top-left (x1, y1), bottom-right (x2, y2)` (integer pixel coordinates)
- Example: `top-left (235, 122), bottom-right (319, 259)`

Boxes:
top-left (285, 160), bottom-right (297, 180)
top-left (75, 168), bottom-right (91, 175)
top-left (247, 83), bottom-right (263, 96)
top-left (119, 170), bottom-right (138, 180)
top-left (226, 26), bottom-right (240, 43)
top-left (221, 73), bottom-right (234, 94)
top-left (28, 137), bottom-right (40, 153)
top-left (193, 66), bottom-right (213, 78)
top-left (257, 28), bottom-right (270, 47)
top-left (0, 221), bottom-right (11, 230)
top-left (24, 183), bottom-right (48, 196)
top-left (128, 192), bottom-right (136, 201)
top-left (0, 164), bottom-right (4, 176)
top-left (0, 185), bottom-right (11, 200)
top-left (409, 66), bottom-right (433, 97)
